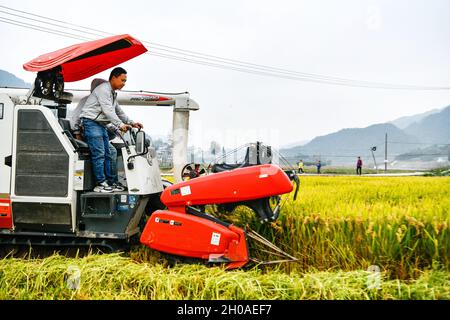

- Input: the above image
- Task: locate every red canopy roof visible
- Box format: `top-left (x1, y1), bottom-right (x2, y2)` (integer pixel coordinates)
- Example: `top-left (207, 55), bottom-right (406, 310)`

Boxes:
top-left (23, 34), bottom-right (148, 82)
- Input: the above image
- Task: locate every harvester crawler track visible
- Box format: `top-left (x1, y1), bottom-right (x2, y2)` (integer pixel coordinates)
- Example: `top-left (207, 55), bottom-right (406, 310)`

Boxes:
top-left (0, 233), bottom-right (130, 254)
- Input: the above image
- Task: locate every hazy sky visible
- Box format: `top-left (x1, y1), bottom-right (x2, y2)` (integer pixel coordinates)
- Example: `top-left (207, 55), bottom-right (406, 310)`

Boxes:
top-left (1, 0), bottom-right (449, 149)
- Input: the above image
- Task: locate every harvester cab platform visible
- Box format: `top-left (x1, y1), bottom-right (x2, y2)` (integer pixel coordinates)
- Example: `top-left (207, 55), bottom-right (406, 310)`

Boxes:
top-left (0, 34), bottom-right (163, 250)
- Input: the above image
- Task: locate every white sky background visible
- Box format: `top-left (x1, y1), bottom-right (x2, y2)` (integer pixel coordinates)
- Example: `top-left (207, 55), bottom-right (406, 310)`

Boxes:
top-left (0, 0), bottom-right (449, 150)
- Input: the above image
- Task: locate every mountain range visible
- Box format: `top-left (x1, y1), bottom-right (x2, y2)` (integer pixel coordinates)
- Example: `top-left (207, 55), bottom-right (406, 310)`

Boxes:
top-left (281, 105), bottom-right (450, 167)
top-left (403, 106), bottom-right (450, 144)
top-left (389, 108), bottom-right (441, 129)
top-left (0, 70), bottom-right (31, 88)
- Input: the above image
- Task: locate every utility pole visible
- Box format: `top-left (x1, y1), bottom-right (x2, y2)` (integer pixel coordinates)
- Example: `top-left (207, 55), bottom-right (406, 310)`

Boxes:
top-left (371, 147), bottom-right (378, 173)
top-left (384, 133), bottom-right (388, 172)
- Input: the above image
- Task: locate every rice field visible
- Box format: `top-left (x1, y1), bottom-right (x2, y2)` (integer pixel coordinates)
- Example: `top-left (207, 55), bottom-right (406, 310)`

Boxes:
top-left (251, 176), bottom-right (450, 279)
top-left (0, 175), bottom-right (449, 300)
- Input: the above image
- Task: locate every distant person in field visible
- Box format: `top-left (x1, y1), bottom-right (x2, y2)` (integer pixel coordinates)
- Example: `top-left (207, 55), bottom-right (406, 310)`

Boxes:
top-left (356, 156), bottom-right (363, 175)
top-left (298, 160), bottom-right (304, 174)
top-left (316, 160), bottom-right (322, 174)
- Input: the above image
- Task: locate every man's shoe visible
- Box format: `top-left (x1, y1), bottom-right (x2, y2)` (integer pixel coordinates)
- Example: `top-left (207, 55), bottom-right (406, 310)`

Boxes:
top-left (111, 182), bottom-right (126, 192)
top-left (94, 181), bottom-right (114, 193)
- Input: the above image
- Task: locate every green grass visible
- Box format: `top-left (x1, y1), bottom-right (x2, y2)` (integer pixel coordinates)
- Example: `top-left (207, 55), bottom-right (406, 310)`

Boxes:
top-left (424, 167), bottom-right (450, 176)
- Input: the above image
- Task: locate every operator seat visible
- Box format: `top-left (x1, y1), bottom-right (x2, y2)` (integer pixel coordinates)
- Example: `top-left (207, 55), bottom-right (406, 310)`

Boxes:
top-left (58, 118), bottom-right (91, 158)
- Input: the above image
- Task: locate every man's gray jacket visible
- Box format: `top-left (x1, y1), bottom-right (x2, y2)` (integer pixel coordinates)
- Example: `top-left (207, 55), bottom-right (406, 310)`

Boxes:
top-left (79, 81), bottom-right (134, 128)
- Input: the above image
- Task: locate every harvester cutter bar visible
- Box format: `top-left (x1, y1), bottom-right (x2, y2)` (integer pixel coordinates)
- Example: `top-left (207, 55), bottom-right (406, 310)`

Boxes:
top-left (246, 227), bottom-right (300, 265)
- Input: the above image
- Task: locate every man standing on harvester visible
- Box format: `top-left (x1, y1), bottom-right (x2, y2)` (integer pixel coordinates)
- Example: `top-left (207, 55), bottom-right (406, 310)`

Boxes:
top-left (80, 67), bottom-right (144, 193)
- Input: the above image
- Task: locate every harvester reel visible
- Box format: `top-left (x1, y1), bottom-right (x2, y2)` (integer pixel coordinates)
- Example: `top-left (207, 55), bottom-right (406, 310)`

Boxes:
top-left (181, 163), bottom-right (208, 181)
top-left (213, 195), bottom-right (281, 224)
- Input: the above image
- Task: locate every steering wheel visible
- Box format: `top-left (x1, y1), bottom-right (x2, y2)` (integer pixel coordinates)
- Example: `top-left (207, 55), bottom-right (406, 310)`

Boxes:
top-left (181, 163), bottom-right (208, 181)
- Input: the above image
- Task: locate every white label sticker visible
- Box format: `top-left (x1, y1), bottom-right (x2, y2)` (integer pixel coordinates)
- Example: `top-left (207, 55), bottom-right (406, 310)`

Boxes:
top-left (121, 195), bottom-right (127, 203)
top-left (180, 186), bottom-right (191, 196)
top-left (211, 232), bottom-right (221, 246)
top-left (73, 161), bottom-right (84, 190)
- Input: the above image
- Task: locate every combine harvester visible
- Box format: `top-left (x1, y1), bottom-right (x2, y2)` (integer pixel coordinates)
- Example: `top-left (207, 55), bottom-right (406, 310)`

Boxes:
top-left (0, 34), bottom-right (299, 268)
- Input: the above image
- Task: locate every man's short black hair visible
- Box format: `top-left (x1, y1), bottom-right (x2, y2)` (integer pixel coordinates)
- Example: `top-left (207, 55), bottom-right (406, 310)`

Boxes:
top-left (109, 67), bottom-right (127, 80)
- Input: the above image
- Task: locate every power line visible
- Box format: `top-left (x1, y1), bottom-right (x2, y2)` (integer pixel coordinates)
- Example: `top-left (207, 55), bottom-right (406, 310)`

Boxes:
top-left (0, 4), bottom-right (109, 36)
top-left (2, 15), bottom-right (423, 88)
top-left (0, 17), bottom-right (89, 42)
top-left (0, 9), bottom-right (104, 38)
top-left (4, 15), bottom-right (402, 87)
top-left (148, 51), bottom-right (435, 88)
top-left (1, 4), bottom-right (450, 90)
